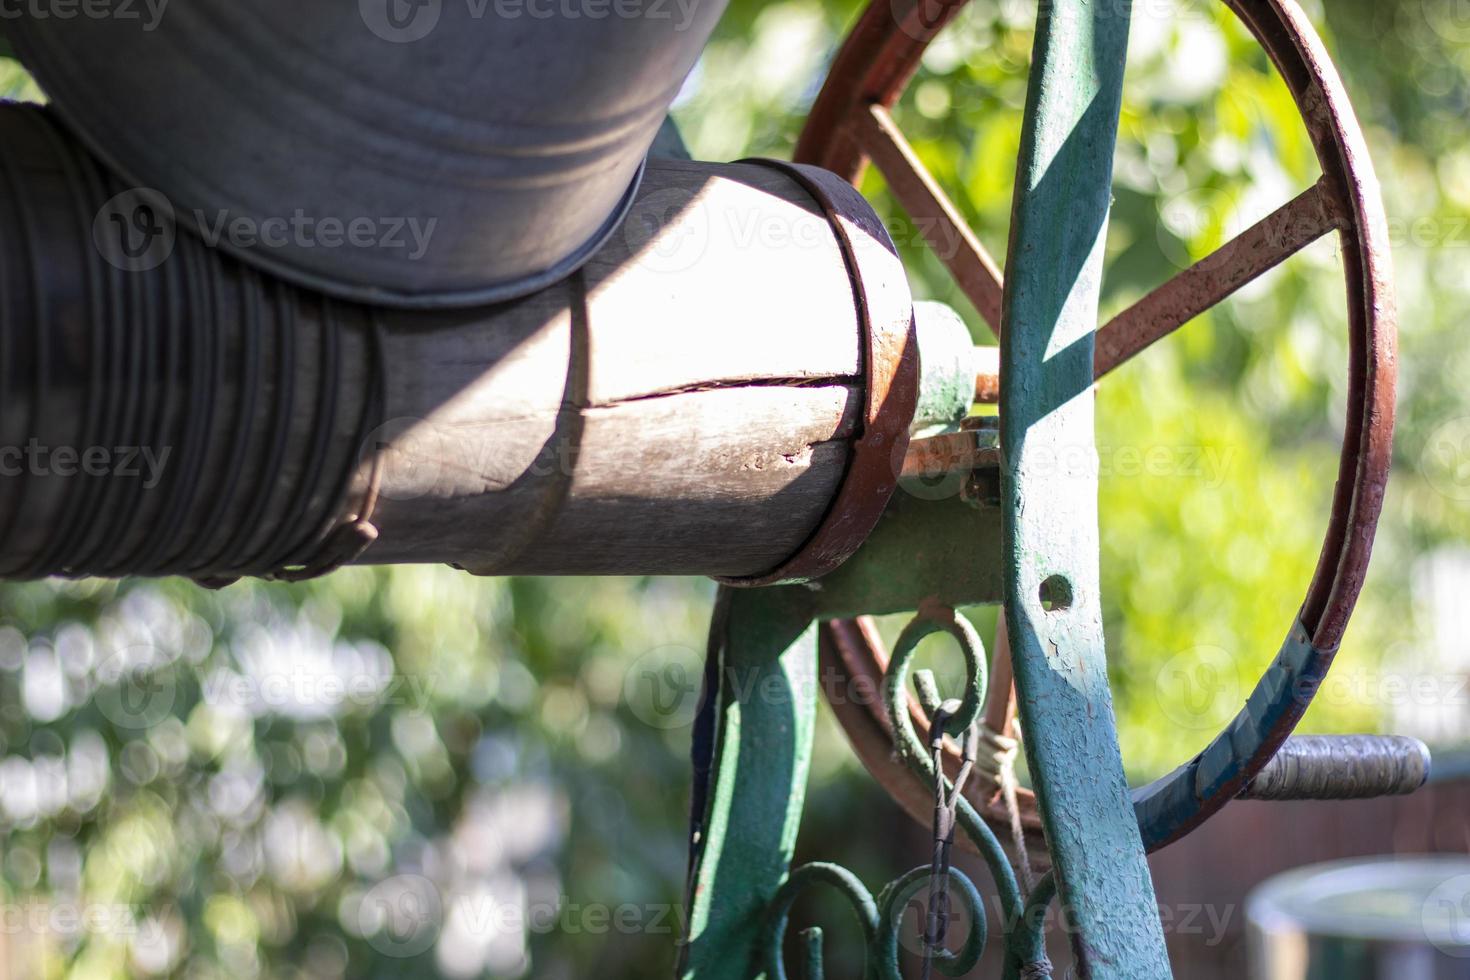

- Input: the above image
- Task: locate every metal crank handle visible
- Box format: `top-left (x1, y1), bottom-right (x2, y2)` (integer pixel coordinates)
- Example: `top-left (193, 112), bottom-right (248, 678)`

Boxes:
top-left (1238, 735), bottom-right (1431, 801)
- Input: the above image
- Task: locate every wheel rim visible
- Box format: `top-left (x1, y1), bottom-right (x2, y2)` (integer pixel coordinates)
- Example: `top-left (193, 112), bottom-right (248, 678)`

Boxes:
top-left (799, 0), bottom-right (1396, 853)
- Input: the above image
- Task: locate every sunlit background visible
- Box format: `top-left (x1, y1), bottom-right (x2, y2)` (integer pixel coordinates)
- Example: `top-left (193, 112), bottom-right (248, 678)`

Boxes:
top-left (2, 0), bottom-right (1470, 975)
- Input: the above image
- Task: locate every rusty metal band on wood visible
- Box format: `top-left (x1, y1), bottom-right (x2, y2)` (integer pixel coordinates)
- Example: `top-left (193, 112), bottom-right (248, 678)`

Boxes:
top-left (716, 159), bottom-right (919, 588)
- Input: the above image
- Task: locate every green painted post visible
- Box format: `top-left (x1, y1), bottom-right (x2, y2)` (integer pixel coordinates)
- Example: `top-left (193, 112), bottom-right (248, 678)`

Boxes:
top-left (999, 0), bottom-right (1172, 976)
top-left (679, 587), bottom-right (818, 980)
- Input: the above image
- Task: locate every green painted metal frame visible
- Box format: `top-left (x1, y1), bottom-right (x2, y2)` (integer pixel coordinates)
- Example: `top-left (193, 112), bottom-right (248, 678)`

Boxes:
top-left (681, 580), bottom-right (1045, 979)
top-left (679, 587), bottom-right (820, 980)
top-left (997, 0), bottom-right (1171, 975)
top-left (677, 495), bottom-right (1013, 978)
top-left (679, 2), bottom-right (1175, 976)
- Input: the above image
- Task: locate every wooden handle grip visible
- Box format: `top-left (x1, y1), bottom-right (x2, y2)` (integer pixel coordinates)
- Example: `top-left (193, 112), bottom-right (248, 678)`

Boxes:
top-left (1239, 735), bottom-right (1431, 801)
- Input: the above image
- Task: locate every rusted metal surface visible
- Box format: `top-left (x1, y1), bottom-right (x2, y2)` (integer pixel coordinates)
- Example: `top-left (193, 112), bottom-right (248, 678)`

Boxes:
top-left (1230, 0), bottom-right (1396, 654)
top-left (972, 346), bottom-right (1001, 403)
top-left (1094, 179), bottom-right (1343, 379)
top-left (1132, 0), bottom-right (1398, 851)
top-left (717, 161), bottom-right (920, 588)
top-left (794, 0), bottom-right (1397, 859)
top-left (793, 0), bottom-right (971, 182)
top-left (970, 178), bottom-right (1344, 399)
top-left (982, 611), bottom-right (1018, 737)
top-left (898, 423), bottom-right (999, 484)
top-left (852, 103), bottom-right (1006, 334)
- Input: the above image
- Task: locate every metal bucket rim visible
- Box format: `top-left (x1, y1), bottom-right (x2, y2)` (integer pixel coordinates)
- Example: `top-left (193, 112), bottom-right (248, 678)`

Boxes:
top-left (39, 83), bottom-right (650, 309)
top-left (8, 30), bottom-right (651, 311)
top-left (174, 158), bottom-right (650, 310)
top-left (1247, 856), bottom-right (1470, 946)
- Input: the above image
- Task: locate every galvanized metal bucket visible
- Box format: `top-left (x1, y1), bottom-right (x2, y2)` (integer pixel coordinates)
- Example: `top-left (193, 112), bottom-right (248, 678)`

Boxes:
top-left (4, 0), bottom-right (725, 307)
top-left (1248, 857), bottom-right (1470, 979)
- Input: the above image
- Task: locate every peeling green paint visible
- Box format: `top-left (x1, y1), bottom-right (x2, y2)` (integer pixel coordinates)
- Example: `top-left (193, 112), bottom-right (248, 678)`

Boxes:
top-left (999, 0), bottom-right (1171, 976)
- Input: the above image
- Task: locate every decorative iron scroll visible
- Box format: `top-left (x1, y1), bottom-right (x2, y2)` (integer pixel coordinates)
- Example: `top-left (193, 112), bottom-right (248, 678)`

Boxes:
top-left (761, 605), bottom-right (1052, 980)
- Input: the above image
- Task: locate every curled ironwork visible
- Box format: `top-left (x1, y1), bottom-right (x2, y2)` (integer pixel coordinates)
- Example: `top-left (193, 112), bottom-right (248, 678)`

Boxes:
top-left (763, 605), bottom-right (1052, 979)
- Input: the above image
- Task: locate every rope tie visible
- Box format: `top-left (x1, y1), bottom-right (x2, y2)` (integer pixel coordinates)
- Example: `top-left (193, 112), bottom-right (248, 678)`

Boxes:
top-left (973, 722), bottom-right (1018, 781)
top-left (1020, 956), bottom-right (1054, 980)
top-left (977, 722), bottom-right (1037, 897)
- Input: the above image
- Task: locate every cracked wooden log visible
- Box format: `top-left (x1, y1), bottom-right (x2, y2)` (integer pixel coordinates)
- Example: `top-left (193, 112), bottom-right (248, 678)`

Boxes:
top-left (372, 202), bottom-right (865, 576)
top-left (0, 105), bottom-right (951, 581)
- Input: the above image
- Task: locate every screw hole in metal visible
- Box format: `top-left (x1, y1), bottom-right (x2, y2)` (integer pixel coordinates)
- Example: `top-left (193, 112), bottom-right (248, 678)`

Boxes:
top-left (1038, 576), bottom-right (1073, 613)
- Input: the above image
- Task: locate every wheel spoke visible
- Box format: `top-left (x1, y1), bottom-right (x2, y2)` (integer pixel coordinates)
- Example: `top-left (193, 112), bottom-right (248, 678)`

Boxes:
top-left (1095, 179), bottom-right (1342, 377)
top-left (972, 345), bottom-right (999, 403)
top-left (850, 102), bottom-right (1006, 335)
top-left (968, 180), bottom-right (1343, 402)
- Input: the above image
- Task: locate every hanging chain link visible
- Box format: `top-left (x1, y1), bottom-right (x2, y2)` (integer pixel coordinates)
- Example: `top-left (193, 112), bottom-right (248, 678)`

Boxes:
top-left (914, 659), bottom-right (1050, 980)
top-left (919, 695), bottom-right (979, 980)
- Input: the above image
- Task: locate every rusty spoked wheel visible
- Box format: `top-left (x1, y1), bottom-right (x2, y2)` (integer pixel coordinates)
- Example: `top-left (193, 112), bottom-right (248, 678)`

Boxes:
top-left (800, 0), bottom-right (1396, 854)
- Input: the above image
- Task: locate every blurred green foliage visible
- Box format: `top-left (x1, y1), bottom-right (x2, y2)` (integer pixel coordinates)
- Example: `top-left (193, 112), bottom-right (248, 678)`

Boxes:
top-left (2, 0), bottom-right (1469, 975)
